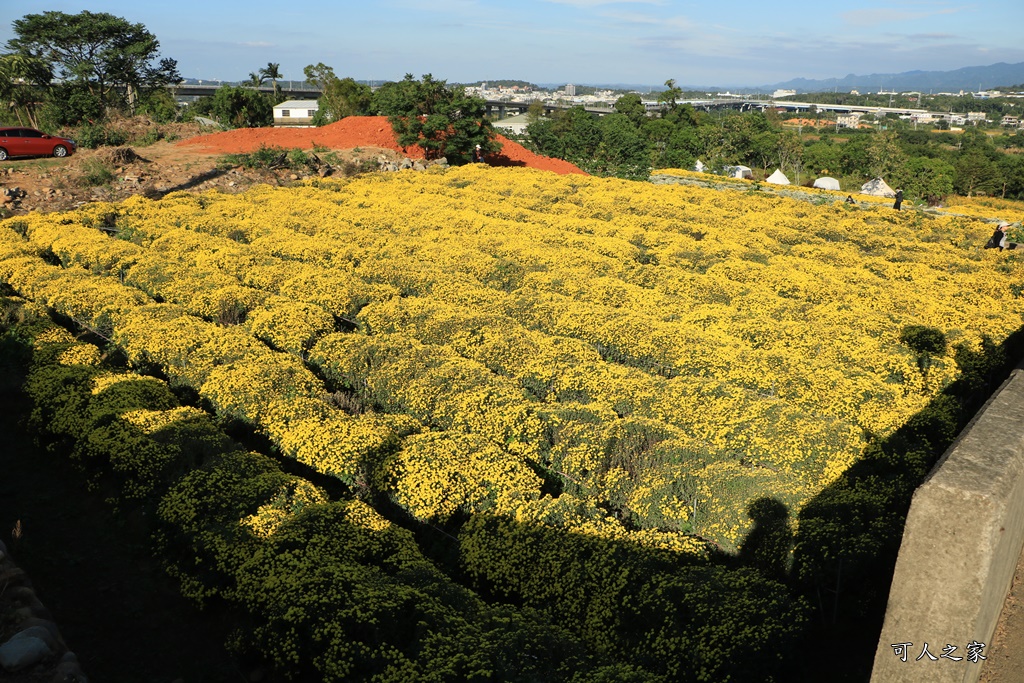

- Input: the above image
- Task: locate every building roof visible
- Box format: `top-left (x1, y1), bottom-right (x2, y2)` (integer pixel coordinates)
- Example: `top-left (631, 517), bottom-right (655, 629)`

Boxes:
top-left (493, 113), bottom-right (532, 129)
top-left (274, 100), bottom-right (319, 110)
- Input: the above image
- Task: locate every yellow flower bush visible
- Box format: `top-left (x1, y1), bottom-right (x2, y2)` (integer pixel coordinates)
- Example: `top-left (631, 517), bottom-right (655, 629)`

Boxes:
top-left (391, 431), bottom-right (542, 520)
top-left (241, 478), bottom-right (330, 539)
top-left (4, 164), bottom-right (1023, 551)
top-left (56, 343), bottom-right (101, 366)
top-left (943, 195), bottom-right (1024, 220)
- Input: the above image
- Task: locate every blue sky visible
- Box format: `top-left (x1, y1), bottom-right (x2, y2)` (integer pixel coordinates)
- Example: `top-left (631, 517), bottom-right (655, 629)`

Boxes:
top-left (4, 1), bottom-right (1023, 88)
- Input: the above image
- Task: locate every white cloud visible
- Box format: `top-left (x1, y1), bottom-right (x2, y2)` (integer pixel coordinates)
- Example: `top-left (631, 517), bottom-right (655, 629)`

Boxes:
top-left (599, 10), bottom-right (695, 30)
top-left (904, 33), bottom-right (958, 41)
top-left (841, 5), bottom-right (962, 27)
top-left (544, 0), bottom-right (664, 6)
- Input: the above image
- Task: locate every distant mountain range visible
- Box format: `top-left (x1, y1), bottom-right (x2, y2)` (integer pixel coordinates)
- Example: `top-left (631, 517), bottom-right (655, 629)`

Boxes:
top-left (556, 62), bottom-right (1024, 95)
top-left (183, 62), bottom-right (1024, 96)
top-left (759, 61), bottom-right (1024, 94)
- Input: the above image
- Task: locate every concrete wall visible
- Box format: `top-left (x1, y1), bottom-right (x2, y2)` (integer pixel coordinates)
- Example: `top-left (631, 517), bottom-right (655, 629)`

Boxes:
top-left (273, 117), bottom-right (314, 128)
top-left (871, 367), bottom-right (1024, 683)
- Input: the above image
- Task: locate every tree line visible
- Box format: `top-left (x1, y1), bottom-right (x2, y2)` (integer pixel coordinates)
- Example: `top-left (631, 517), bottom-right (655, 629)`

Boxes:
top-left (4, 10), bottom-right (1022, 198)
top-left (0, 10), bottom-right (181, 130)
top-left (521, 80), bottom-right (1024, 202)
top-left (0, 12), bottom-right (497, 164)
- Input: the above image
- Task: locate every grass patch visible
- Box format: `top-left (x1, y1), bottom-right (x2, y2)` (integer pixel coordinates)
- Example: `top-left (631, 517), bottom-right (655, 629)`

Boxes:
top-left (218, 145), bottom-right (373, 179)
top-left (77, 158), bottom-right (115, 186)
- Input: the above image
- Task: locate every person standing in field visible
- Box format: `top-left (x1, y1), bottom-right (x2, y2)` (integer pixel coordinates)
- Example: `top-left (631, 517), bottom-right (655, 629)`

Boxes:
top-left (893, 189), bottom-right (904, 211)
top-left (473, 145), bottom-right (485, 163)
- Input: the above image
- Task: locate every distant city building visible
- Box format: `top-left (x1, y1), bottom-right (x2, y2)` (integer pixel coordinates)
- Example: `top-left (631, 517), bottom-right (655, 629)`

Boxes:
top-left (564, 84), bottom-right (576, 96)
top-left (493, 113), bottom-right (531, 135)
top-left (773, 89), bottom-right (796, 98)
top-left (837, 112), bottom-right (864, 129)
top-left (850, 90), bottom-right (860, 96)
top-left (1001, 115), bottom-right (1020, 127)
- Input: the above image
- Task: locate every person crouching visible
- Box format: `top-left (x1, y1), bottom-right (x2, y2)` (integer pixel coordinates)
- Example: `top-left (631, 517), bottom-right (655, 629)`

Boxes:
top-left (985, 222), bottom-right (1021, 251)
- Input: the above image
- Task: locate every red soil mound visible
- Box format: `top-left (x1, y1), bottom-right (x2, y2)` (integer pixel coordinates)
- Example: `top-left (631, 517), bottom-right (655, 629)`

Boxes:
top-left (177, 116), bottom-right (586, 175)
top-left (489, 134), bottom-right (586, 175)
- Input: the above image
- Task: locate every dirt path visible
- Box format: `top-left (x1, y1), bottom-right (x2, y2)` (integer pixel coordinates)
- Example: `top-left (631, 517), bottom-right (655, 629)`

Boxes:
top-left (0, 138), bottom-right (408, 217)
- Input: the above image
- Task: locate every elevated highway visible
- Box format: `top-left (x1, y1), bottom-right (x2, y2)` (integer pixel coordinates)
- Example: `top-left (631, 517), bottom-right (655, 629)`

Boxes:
top-left (171, 82), bottom-right (321, 102)
top-left (169, 84), bottom-right (932, 121)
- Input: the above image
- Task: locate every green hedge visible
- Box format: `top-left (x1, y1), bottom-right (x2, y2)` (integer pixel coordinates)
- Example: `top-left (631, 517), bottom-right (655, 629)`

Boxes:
top-left (6, 297), bottom-right (655, 681)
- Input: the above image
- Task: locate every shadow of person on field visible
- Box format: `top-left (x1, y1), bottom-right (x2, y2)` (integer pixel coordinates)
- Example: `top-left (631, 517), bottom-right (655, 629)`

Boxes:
top-left (484, 152), bottom-right (527, 168)
top-left (785, 325), bottom-right (1024, 682)
top-left (738, 497), bottom-right (793, 582)
top-left (143, 168), bottom-right (231, 199)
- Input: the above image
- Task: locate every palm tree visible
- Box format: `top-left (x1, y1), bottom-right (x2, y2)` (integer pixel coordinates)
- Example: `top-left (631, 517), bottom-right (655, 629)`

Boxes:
top-left (258, 62), bottom-right (282, 101)
top-left (0, 53), bottom-right (51, 127)
top-left (246, 71), bottom-right (265, 88)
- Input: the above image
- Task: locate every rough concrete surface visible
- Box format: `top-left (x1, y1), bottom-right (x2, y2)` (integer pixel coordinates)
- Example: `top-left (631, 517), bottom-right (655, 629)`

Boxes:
top-left (872, 368), bottom-right (1024, 683)
top-left (979, 547), bottom-right (1024, 682)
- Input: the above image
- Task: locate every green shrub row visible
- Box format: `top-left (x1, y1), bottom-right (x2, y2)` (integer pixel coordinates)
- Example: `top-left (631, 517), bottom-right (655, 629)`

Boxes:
top-left (459, 514), bottom-right (808, 682)
top-left (6, 300), bottom-right (633, 681)
top-left (3, 295), bottom-right (819, 681)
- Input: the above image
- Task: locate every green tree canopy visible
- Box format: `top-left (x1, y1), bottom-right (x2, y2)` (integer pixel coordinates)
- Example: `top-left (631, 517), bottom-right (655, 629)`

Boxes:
top-left (614, 93), bottom-right (647, 128)
top-left (6, 10), bottom-right (179, 115)
top-left (657, 78), bottom-right (683, 113)
top-left (802, 139), bottom-right (842, 178)
top-left (195, 85), bottom-right (272, 128)
top-left (303, 63), bottom-right (372, 122)
top-left (594, 113), bottom-right (650, 180)
top-left (996, 154), bottom-right (1024, 199)
top-left (868, 130), bottom-right (909, 184)
top-left (380, 73), bottom-right (500, 164)
top-left (903, 156), bottom-right (955, 204)
top-left (0, 53), bottom-right (51, 126)
top-left (954, 153), bottom-right (1000, 197)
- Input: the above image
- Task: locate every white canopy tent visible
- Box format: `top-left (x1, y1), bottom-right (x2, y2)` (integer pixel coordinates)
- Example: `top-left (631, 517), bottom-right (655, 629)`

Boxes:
top-left (813, 177), bottom-right (841, 191)
top-left (860, 177), bottom-right (897, 198)
top-left (766, 169), bottom-right (790, 185)
top-left (725, 165), bottom-right (753, 179)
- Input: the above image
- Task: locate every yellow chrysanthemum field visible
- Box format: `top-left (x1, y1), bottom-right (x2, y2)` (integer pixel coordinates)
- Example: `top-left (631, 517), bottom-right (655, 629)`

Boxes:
top-left (2, 164), bottom-right (1022, 551)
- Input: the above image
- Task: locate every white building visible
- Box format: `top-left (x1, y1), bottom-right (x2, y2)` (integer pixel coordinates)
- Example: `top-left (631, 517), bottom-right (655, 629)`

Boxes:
top-left (564, 84), bottom-right (576, 96)
top-left (837, 112), bottom-right (864, 128)
top-left (773, 89), bottom-right (796, 98)
top-left (273, 100), bottom-right (319, 127)
top-left (492, 114), bottom-right (531, 135)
